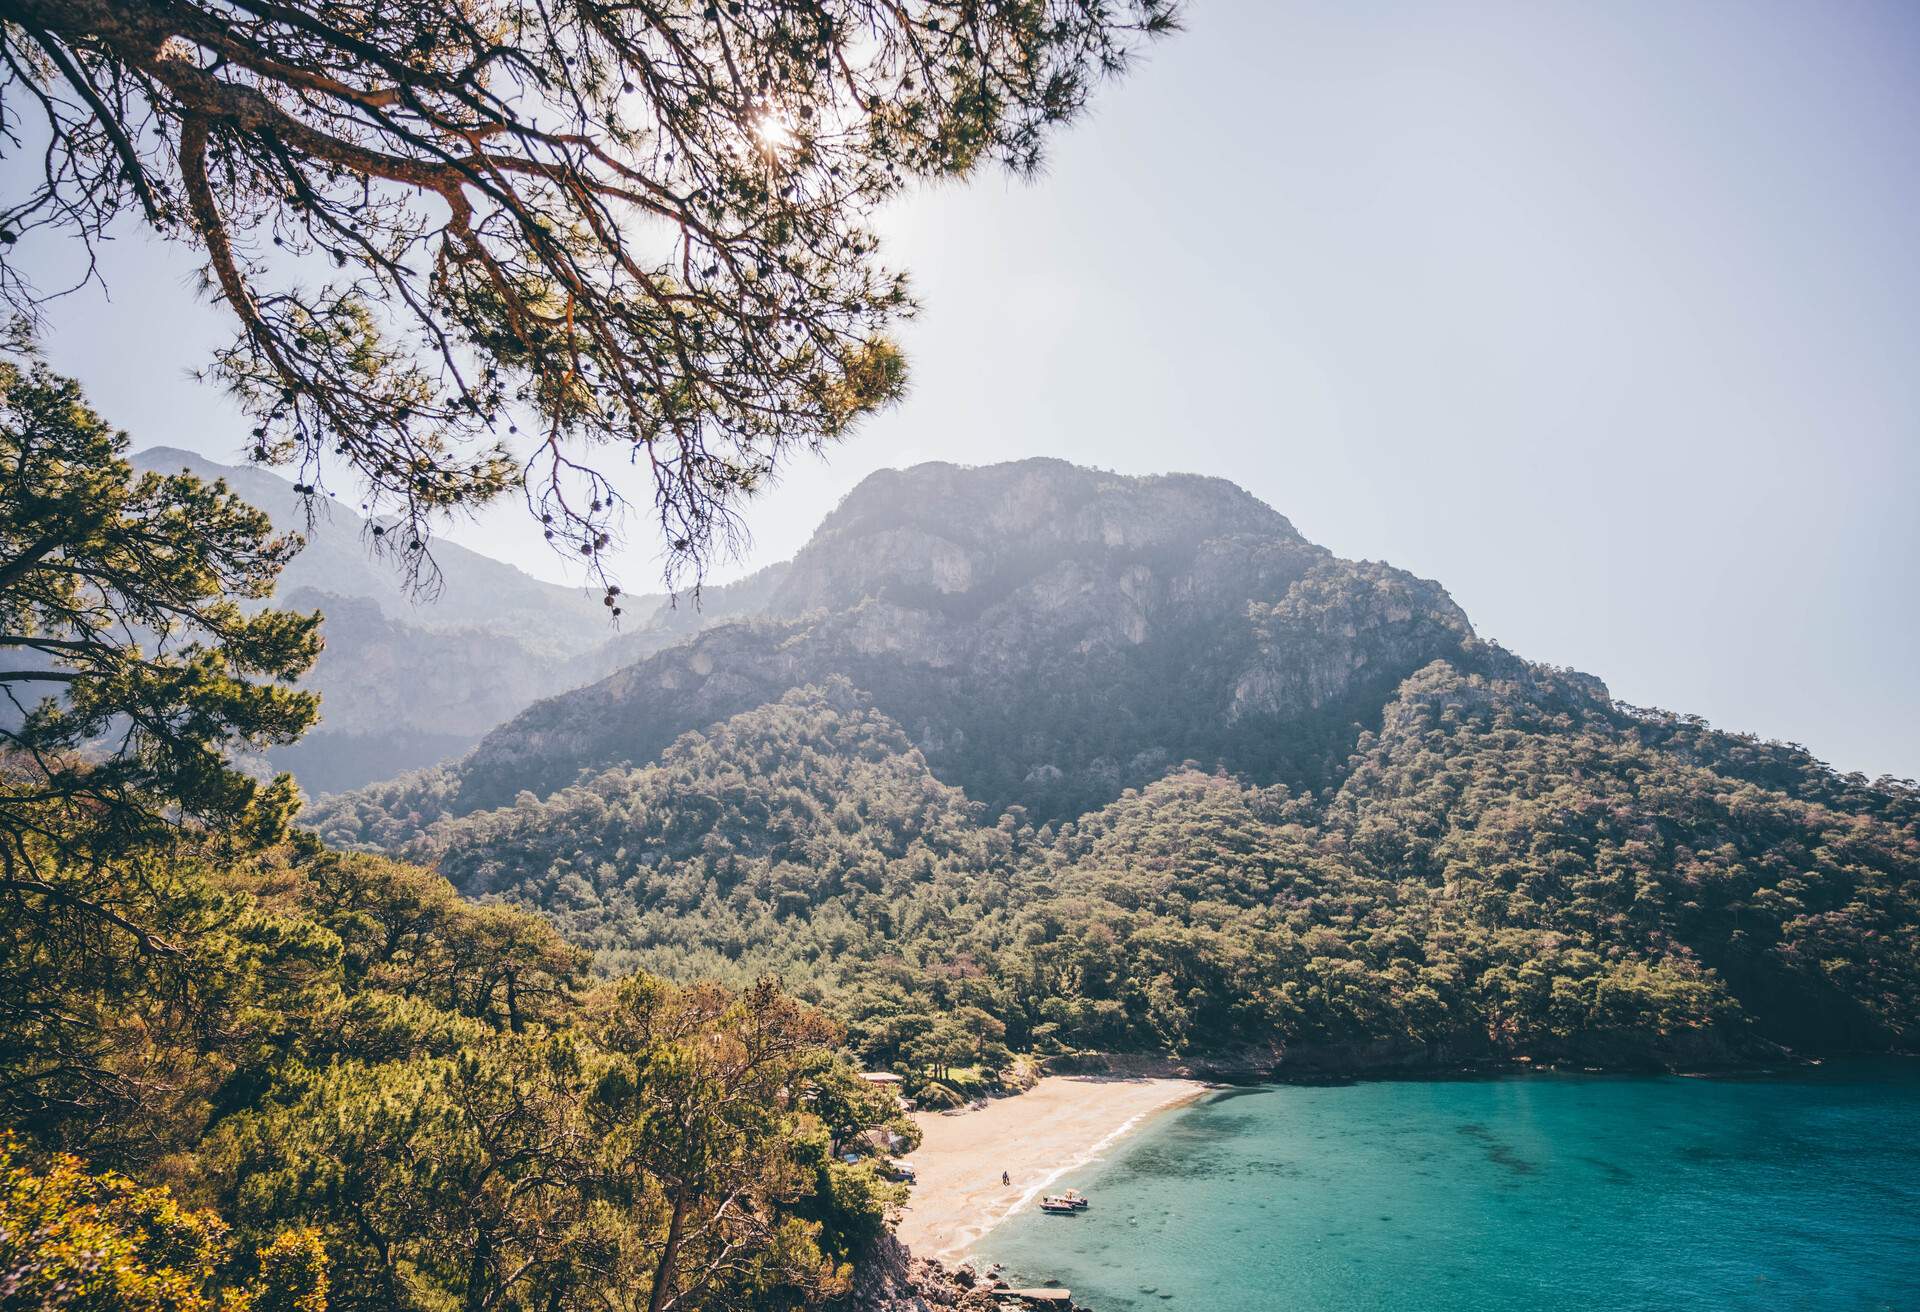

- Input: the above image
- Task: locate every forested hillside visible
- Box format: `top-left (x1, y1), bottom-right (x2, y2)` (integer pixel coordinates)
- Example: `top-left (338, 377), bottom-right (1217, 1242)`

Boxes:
top-left (313, 495), bottom-right (1920, 1077)
top-left (6, 337), bottom-right (1916, 1312)
top-left (322, 676), bottom-right (1912, 1075)
top-left (4, 360), bottom-right (913, 1312)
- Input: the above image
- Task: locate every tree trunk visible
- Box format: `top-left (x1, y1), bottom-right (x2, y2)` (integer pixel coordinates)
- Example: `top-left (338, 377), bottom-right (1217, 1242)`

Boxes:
top-left (646, 1188), bottom-right (690, 1312)
top-left (464, 1228), bottom-right (492, 1312)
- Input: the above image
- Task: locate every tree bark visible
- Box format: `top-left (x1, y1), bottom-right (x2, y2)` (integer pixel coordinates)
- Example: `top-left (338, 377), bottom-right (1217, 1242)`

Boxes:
top-left (463, 1229), bottom-right (492, 1312)
top-left (646, 1188), bottom-right (690, 1312)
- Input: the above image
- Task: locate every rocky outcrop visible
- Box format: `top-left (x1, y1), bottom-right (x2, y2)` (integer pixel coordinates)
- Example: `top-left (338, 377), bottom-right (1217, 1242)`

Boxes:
top-left (844, 1233), bottom-right (1093, 1312)
top-left (768, 459), bottom-right (1301, 620)
top-left (558, 560), bottom-right (797, 687)
top-left (843, 1234), bottom-right (991, 1312)
top-left (1232, 560), bottom-right (1472, 720)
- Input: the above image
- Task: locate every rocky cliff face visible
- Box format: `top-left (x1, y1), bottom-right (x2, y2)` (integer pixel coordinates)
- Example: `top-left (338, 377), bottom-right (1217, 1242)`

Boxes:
top-left (764, 459), bottom-right (1301, 620)
top-left (333, 458), bottom-right (1483, 824)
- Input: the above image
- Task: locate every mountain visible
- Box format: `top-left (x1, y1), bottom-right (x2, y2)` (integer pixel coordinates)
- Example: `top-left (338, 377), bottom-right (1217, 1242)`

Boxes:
top-left (131, 447), bottom-right (778, 794)
top-left (321, 459), bottom-right (1477, 826)
top-left (131, 447), bottom-right (610, 643)
top-left (310, 674), bottom-right (1918, 1072)
top-left (130, 446), bottom-right (620, 793)
top-left (307, 459), bottom-right (1920, 1072)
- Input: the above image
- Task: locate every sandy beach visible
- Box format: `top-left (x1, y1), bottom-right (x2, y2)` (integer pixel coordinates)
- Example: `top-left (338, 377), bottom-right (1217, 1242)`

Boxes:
top-left (892, 1075), bottom-right (1211, 1264)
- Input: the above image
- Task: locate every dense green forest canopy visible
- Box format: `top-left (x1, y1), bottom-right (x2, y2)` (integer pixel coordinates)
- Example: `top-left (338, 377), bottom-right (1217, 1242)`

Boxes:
top-left (0, 349), bottom-right (321, 875)
top-left (0, 357), bottom-right (915, 1312)
top-left (316, 673), bottom-right (1920, 1080)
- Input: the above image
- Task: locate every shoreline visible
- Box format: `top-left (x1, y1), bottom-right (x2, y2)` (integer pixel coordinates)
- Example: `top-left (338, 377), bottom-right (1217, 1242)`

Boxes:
top-left (870, 1059), bottom-right (1920, 1312)
top-left (1048, 1044), bottom-right (1917, 1086)
top-left (882, 1056), bottom-right (1918, 1278)
top-left (891, 1075), bottom-right (1213, 1265)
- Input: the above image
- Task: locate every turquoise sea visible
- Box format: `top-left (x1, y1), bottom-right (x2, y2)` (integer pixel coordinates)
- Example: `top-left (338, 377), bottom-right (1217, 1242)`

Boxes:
top-left (985, 1061), bottom-right (1920, 1311)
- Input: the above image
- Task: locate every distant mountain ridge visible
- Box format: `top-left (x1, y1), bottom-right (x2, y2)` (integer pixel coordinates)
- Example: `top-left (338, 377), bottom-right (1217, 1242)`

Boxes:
top-left (132, 447), bottom-right (768, 793)
top-left (132, 446), bottom-right (607, 647)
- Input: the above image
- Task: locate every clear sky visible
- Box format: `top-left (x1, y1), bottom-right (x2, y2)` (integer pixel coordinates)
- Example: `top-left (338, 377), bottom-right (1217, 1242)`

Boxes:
top-left (21, 1), bottom-right (1920, 781)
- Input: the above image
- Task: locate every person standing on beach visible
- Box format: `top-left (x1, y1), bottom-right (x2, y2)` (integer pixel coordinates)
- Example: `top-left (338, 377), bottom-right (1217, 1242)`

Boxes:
top-left (1002, 1171), bottom-right (1011, 1186)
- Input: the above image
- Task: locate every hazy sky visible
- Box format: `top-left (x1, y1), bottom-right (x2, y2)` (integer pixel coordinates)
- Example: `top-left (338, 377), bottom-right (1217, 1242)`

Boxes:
top-left (21, 1), bottom-right (1920, 780)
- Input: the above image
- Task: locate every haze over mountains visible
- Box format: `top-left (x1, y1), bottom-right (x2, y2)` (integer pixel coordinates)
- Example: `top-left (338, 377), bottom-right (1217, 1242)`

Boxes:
top-left (306, 460), bottom-right (1918, 1070)
top-left (130, 447), bottom-right (775, 793)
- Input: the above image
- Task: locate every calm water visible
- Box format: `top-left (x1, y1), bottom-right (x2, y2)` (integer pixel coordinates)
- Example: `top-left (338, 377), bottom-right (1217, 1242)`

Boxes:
top-left (986, 1062), bottom-right (1920, 1311)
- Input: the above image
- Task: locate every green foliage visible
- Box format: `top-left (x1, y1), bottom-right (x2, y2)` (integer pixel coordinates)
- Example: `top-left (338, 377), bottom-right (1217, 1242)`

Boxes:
top-left (9, 0), bottom-right (1177, 579)
top-left (0, 351), bottom-right (334, 1152)
top-left (0, 375), bottom-right (914, 1310)
top-left (587, 975), bottom-right (874, 1308)
top-left (247, 1229), bottom-right (331, 1312)
top-left (0, 837), bottom-right (340, 1159)
top-left (3, 832), bottom-right (902, 1312)
top-left (0, 1131), bottom-right (328, 1311)
top-left (0, 343), bottom-right (320, 868)
top-left (374, 676), bottom-right (1918, 1073)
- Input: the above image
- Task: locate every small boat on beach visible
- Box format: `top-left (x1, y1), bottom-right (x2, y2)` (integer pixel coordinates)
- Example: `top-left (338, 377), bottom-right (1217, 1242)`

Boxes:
top-left (1038, 1196), bottom-right (1080, 1215)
